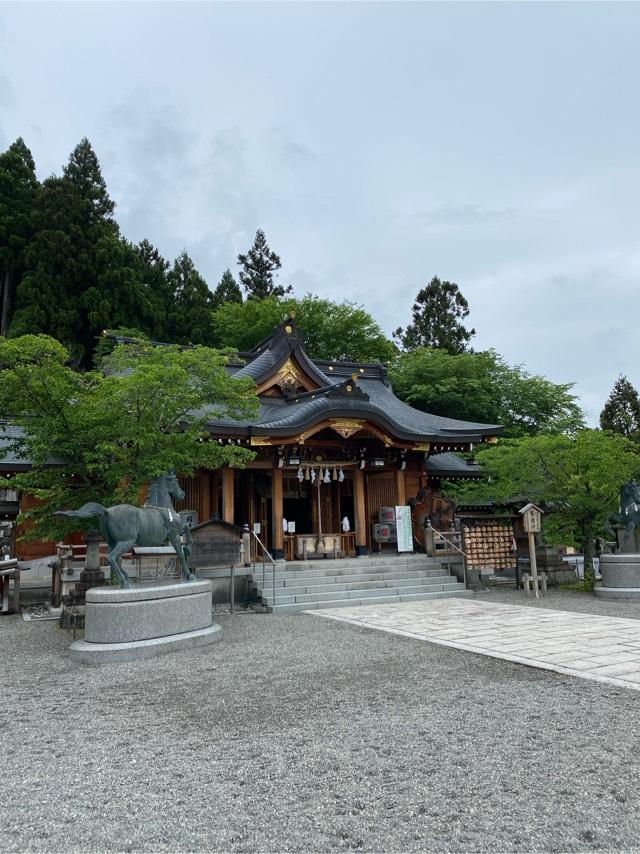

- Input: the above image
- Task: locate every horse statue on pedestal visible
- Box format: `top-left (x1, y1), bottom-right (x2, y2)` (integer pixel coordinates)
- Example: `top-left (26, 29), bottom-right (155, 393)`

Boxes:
top-left (55, 472), bottom-right (193, 588)
top-left (604, 480), bottom-right (640, 553)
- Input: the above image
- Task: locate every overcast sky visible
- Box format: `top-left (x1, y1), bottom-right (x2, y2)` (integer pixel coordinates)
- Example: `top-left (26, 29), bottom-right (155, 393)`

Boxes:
top-left (2, 1), bottom-right (639, 423)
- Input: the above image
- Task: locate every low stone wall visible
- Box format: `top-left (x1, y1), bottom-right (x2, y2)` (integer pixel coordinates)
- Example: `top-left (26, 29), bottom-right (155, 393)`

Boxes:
top-left (195, 567), bottom-right (249, 606)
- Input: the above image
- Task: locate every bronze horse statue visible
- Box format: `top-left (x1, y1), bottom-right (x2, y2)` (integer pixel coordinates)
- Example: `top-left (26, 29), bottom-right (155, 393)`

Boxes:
top-left (55, 473), bottom-right (193, 588)
top-left (604, 480), bottom-right (640, 553)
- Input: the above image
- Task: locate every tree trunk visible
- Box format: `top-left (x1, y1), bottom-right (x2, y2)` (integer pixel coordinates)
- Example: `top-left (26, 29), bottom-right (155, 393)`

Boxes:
top-left (1, 269), bottom-right (11, 337)
top-left (582, 521), bottom-right (595, 591)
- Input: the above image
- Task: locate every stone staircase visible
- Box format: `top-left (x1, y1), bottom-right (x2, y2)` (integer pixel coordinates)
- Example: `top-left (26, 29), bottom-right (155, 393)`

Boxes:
top-left (249, 554), bottom-right (471, 614)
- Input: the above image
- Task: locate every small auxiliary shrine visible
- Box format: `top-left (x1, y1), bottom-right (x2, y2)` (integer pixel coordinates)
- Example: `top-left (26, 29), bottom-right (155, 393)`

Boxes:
top-left (174, 315), bottom-right (502, 559)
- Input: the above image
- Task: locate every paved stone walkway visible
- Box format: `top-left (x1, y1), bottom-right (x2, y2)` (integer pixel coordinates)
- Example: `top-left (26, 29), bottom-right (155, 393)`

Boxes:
top-left (311, 598), bottom-right (640, 691)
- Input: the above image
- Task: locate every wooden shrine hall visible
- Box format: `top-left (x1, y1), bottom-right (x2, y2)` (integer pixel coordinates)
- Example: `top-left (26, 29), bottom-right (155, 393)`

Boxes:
top-left (174, 315), bottom-right (502, 560)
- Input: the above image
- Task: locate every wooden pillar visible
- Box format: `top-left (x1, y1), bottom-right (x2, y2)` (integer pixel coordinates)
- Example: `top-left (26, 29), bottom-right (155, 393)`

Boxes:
top-left (201, 472), bottom-right (211, 522)
top-left (395, 469), bottom-right (406, 507)
top-left (272, 466), bottom-right (284, 560)
top-left (353, 467), bottom-right (368, 556)
top-left (222, 467), bottom-right (234, 525)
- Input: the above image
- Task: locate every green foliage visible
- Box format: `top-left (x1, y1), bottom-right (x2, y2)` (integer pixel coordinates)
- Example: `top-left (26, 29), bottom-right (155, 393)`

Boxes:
top-left (0, 334), bottom-right (258, 541)
top-left (211, 296), bottom-right (284, 350)
top-left (447, 430), bottom-right (640, 587)
top-left (0, 138), bottom-right (39, 334)
top-left (237, 229), bottom-right (291, 300)
top-left (210, 294), bottom-right (396, 362)
top-left (9, 139), bottom-right (120, 365)
top-left (212, 269), bottom-right (243, 309)
top-left (5, 141), bottom-right (205, 364)
top-left (132, 239), bottom-right (174, 339)
top-left (292, 295), bottom-right (397, 362)
top-left (62, 137), bottom-right (115, 223)
top-left (92, 327), bottom-right (151, 365)
top-left (389, 347), bottom-right (584, 437)
top-left (600, 375), bottom-right (640, 441)
top-left (394, 276), bottom-right (475, 354)
top-left (166, 251), bottom-right (216, 346)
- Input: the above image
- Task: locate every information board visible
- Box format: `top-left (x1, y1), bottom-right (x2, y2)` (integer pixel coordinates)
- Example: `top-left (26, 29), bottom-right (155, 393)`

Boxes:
top-left (395, 505), bottom-right (413, 553)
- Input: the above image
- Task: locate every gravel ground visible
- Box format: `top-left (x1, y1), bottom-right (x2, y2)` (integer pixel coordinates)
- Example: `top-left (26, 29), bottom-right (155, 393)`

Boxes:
top-left (485, 586), bottom-right (640, 619)
top-left (2, 590), bottom-right (640, 853)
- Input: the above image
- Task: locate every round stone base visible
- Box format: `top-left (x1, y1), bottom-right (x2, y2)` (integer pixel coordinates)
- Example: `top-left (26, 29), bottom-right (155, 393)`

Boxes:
top-left (69, 623), bottom-right (223, 664)
top-left (599, 554), bottom-right (640, 589)
top-left (70, 579), bottom-right (222, 665)
top-left (594, 586), bottom-right (640, 600)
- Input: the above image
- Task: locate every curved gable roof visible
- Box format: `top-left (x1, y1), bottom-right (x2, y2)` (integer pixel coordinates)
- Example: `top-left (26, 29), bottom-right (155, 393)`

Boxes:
top-left (209, 315), bottom-right (502, 445)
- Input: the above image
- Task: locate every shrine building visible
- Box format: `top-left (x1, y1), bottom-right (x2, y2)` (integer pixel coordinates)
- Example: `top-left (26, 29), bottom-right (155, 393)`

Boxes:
top-left (173, 315), bottom-right (502, 560)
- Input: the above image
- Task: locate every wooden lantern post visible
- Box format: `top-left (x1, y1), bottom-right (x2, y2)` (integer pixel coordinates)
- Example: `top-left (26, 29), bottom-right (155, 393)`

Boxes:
top-left (520, 502), bottom-right (544, 598)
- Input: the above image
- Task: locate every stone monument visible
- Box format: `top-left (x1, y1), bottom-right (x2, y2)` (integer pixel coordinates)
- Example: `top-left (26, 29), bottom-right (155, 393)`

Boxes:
top-left (597, 481), bottom-right (640, 600)
top-left (64, 530), bottom-right (108, 608)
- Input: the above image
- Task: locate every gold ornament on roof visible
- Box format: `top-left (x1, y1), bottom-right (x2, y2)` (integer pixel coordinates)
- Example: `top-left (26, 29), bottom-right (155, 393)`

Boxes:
top-left (330, 419), bottom-right (364, 439)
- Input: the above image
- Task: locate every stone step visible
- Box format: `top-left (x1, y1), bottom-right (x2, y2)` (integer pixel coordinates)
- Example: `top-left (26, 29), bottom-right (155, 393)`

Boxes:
top-left (251, 568), bottom-right (452, 587)
top-left (266, 588), bottom-right (473, 614)
top-left (276, 555), bottom-right (444, 571)
top-left (255, 578), bottom-right (454, 597)
top-left (260, 581), bottom-right (465, 606)
top-left (250, 559), bottom-right (458, 577)
top-left (255, 575), bottom-right (457, 598)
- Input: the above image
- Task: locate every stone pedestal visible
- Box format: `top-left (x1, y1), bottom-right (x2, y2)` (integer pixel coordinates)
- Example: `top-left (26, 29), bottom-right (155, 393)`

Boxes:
top-left (534, 546), bottom-right (577, 585)
top-left (594, 554), bottom-right (640, 600)
top-left (65, 531), bottom-right (107, 607)
top-left (69, 579), bottom-right (222, 664)
top-left (613, 527), bottom-right (640, 554)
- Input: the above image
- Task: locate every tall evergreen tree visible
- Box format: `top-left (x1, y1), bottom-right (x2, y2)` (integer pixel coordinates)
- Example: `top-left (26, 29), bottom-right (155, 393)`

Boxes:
top-left (10, 139), bottom-right (119, 365)
top-left (63, 137), bottom-right (115, 223)
top-left (600, 375), bottom-right (640, 441)
top-left (212, 269), bottom-right (243, 310)
top-left (394, 276), bottom-right (475, 354)
top-left (0, 138), bottom-right (39, 335)
top-left (237, 229), bottom-right (291, 300)
top-left (133, 239), bottom-right (173, 339)
top-left (166, 250), bottom-right (215, 345)
top-left (11, 174), bottom-right (89, 363)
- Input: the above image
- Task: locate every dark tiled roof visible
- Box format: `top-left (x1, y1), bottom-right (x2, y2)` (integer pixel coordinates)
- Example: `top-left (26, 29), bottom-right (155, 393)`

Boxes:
top-left (425, 452), bottom-right (483, 478)
top-left (230, 322), bottom-right (332, 388)
top-left (209, 317), bottom-right (502, 444)
top-left (0, 423), bottom-right (65, 469)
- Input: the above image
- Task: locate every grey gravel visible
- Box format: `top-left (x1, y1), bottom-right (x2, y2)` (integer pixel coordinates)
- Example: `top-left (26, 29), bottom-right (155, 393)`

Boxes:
top-left (486, 586), bottom-right (640, 619)
top-left (2, 590), bottom-right (640, 853)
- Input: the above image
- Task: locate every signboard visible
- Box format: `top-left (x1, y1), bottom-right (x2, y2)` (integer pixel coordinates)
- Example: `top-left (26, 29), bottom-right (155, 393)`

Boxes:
top-left (253, 522), bottom-right (261, 535)
top-left (287, 521), bottom-right (296, 533)
top-left (520, 502), bottom-right (543, 533)
top-left (395, 505), bottom-right (413, 553)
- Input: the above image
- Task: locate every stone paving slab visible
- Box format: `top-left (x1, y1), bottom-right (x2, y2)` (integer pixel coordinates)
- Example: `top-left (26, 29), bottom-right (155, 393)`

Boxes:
top-left (310, 598), bottom-right (640, 692)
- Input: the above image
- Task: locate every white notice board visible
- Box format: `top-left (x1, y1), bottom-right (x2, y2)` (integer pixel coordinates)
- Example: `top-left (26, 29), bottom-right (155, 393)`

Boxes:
top-left (395, 505), bottom-right (413, 553)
